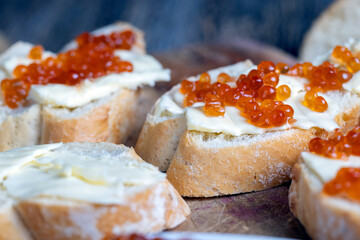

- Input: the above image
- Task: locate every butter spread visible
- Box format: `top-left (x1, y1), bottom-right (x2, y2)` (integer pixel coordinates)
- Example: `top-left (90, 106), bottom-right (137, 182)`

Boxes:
top-left (0, 144), bottom-right (165, 204)
top-left (302, 151), bottom-right (360, 184)
top-left (0, 42), bottom-right (54, 77)
top-left (0, 143), bottom-right (62, 180)
top-left (29, 51), bottom-right (170, 108)
top-left (343, 71), bottom-right (360, 94)
top-left (312, 38), bottom-right (360, 95)
top-left (152, 61), bottom-right (360, 136)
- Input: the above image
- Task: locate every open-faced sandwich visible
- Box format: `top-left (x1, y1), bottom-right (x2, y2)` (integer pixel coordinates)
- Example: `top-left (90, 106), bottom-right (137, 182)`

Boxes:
top-left (0, 22), bottom-right (170, 151)
top-left (135, 45), bottom-right (360, 197)
top-left (0, 142), bottom-right (190, 240)
top-left (289, 127), bottom-right (360, 240)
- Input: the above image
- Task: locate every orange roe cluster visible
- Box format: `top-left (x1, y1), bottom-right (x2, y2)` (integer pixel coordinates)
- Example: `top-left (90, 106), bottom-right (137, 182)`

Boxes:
top-left (332, 45), bottom-right (360, 74)
top-left (1, 30), bottom-right (136, 108)
top-left (180, 61), bottom-right (295, 128)
top-left (287, 61), bottom-right (352, 91)
top-left (323, 167), bottom-right (360, 202)
top-left (309, 127), bottom-right (360, 159)
top-left (286, 60), bottom-right (353, 113)
top-left (310, 127), bottom-right (360, 201)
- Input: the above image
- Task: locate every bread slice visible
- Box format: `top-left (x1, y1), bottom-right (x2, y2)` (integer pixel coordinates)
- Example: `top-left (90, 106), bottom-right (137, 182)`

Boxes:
top-left (300, 0), bottom-right (360, 61)
top-left (0, 22), bottom-right (168, 151)
top-left (0, 104), bottom-right (41, 151)
top-left (41, 88), bottom-right (138, 144)
top-left (0, 191), bottom-right (33, 240)
top-left (289, 154), bottom-right (360, 240)
top-left (0, 142), bottom-right (190, 240)
top-left (135, 63), bottom-right (360, 197)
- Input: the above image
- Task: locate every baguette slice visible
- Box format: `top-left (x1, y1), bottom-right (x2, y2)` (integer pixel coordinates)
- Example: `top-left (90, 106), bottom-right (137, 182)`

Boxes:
top-left (0, 191), bottom-right (32, 240)
top-left (300, 0), bottom-right (360, 61)
top-left (0, 42), bottom-right (44, 152)
top-left (41, 88), bottom-right (138, 144)
top-left (0, 142), bottom-right (190, 240)
top-left (0, 22), bottom-right (167, 151)
top-left (0, 104), bottom-right (41, 151)
top-left (289, 154), bottom-right (360, 240)
top-left (135, 62), bottom-right (360, 197)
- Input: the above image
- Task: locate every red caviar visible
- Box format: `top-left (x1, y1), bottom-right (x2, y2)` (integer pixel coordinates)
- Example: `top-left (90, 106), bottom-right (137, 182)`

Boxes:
top-left (1, 30), bottom-right (136, 108)
top-left (28, 45), bottom-right (43, 60)
top-left (323, 167), bottom-right (360, 202)
top-left (285, 49), bottom-right (357, 113)
top-left (276, 85), bottom-right (291, 101)
top-left (287, 61), bottom-right (351, 113)
top-left (309, 126), bottom-right (360, 201)
top-left (180, 45), bottom-right (360, 123)
top-left (309, 128), bottom-right (360, 159)
top-left (180, 61), bottom-right (295, 128)
top-left (332, 45), bottom-right (360, 73)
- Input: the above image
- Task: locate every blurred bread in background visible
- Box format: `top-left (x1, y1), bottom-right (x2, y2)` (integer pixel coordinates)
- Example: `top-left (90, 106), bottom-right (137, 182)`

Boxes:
top-left (300, 0), bottom-right (360, 61)
top-left (0, 32), bottom-right (8, 53)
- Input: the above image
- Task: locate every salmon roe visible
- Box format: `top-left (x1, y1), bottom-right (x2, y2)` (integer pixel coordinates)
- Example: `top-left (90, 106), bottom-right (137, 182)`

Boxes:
top-left (180, 61), bottom-right (295, 128)
top-left (309, 127), bottom-right (360, 159)
top-left (285, 46), bottom-right (358, 113)
top-left (332, 45), bottom-right (360, 73)
top-left (310, 127), bottom-right (360, 201)
top-left (323, 167), bottom-right (360, 202)
top-left (1, 30), bottom-right (136, 108)
top-left (286, 60), bottom-right (353, 113)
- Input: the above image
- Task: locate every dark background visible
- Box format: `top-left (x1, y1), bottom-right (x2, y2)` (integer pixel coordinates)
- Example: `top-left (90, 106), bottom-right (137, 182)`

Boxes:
top-left (0, 0), bottom-right (334, 56)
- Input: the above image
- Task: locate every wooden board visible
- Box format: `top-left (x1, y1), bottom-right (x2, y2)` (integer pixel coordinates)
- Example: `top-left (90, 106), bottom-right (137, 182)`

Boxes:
top-left (152, 39), bottom-right (310, 239)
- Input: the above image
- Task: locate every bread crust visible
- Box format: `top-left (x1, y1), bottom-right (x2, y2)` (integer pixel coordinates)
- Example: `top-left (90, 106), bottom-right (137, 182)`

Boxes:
top-left (168, 128), bottom-right (323, 197)
top-left (0, 104), bottom-right (41, 152)
top-left (16, 180), bottom-right (190, 240)
top-left (41, 89), bottom-right (138, 144)
top-left (136, 101), bottom-right (360, 197)
top-left (0, 203), bottom-right (33, 240)
top-left (135, 116), bottom-right (186, 171)
top-left (124, 87), bottom-right (161, 146)
top-left (289, 157), bottom-right (360, 240)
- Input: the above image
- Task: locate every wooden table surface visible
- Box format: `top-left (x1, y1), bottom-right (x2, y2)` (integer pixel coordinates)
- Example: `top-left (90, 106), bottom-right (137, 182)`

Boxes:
top-left (152, 39), bottom-right (309, 239)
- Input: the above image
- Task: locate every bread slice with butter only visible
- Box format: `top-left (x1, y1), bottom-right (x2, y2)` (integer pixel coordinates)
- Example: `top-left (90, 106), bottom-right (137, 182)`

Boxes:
top-left (135, 61), bottom-right (360, 197)
top-left (0, 22), bottom-right (169, 151)
top-left (289, 152), bottom-right (360, 240)
top-left (0, 191), bottom-right (33, 240)
top-left (0, 142), bottom-right (190, 240)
